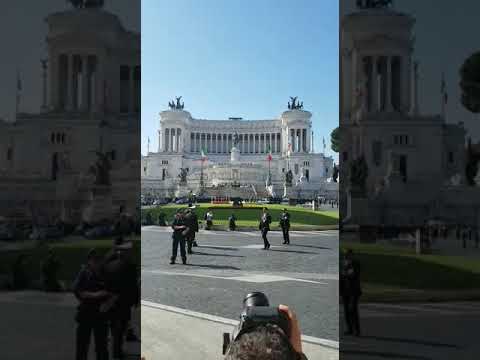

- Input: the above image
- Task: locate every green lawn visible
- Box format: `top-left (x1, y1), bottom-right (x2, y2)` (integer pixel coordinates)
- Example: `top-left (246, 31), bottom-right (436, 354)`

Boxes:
top-left (142, 203), bottom-right (338, 229)
top-left (0, 237), bottom-right (140, 290)
top-left (341, 242), bottom-right (480, 292)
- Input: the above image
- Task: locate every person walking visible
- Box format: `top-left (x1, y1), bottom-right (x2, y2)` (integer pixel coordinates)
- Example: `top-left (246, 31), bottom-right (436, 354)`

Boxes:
top-left (279, 208), bottom-right (291, 244)
top-left (73, 249), bottom-right (110, 360)
top-left (340, 249), bottom-right (362, 337)
top-left (170, 209), bottom-right (188, 264)
top-left (259, 207), bottom-right (272, 250)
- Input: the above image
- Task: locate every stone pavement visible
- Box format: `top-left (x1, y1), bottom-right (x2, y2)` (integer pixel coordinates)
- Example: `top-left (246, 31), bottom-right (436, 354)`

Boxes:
top-left (340, 301), bottom-right (480, 359)
top-left (141, 227), bottom-right (339, 341)
top-left (141, 300), bottom-right (339, 360)
top-left (0, 291), bottom-right (140, 360)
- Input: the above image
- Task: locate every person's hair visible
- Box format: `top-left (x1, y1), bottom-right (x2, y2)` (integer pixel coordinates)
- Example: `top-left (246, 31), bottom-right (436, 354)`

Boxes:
top-left (263, 207), bottom-right (268, 211)
top-left (225, 324), bottom-right (296, 360)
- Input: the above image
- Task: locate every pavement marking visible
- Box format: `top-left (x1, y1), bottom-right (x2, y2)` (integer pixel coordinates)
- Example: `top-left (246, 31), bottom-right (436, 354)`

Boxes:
top-left (141, 300), bottom-right (339, 350)
top-left (340, 302), bottom-right (480, 318)
top-left (142, 226), bottom-right (338, 237)
top-left (143, 270), bottom-right (328, 284)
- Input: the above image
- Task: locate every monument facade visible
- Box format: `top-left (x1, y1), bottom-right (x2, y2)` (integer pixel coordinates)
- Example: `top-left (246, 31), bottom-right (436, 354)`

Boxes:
top-left (340, 2), bottom-right (477, 227)
top-left (142, 99), bottom-right (336, 200)
top-left (0, 3), bottom-right (140, 224)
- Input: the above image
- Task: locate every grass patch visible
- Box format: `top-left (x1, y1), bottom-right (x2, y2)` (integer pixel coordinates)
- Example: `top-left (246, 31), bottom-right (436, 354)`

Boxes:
top-left (341, 242), bottom-right (480, 291)
top-left (0, 237), bottom-right (140, 289)
top-left (143, 203), bottom-right (338, 229)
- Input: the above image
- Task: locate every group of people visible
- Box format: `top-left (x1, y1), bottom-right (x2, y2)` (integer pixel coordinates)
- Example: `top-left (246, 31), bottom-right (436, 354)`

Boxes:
top-left (258, 208), bottom-right (291, 249)
top-left (170, 206), bottom-right (200, 265)
top-left (73, 230), bottom-right (139, 359)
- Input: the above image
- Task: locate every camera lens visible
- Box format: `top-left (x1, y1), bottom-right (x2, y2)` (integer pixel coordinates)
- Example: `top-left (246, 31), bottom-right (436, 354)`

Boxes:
top-left (243, 292), bottom-right (269, 307)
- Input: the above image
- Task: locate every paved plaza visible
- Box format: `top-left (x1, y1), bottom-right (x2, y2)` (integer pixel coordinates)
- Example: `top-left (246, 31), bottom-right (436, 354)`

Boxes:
top-left (0, 291), bottom-right (140, 360)
top-left (141, 226), bottom-right (339, 359)
top-left (340, 301), bottom-right (480, 359)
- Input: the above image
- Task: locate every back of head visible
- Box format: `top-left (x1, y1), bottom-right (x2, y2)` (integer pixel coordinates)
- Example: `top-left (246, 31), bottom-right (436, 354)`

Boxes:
top-left (225, 324), bottom-right (296, 360)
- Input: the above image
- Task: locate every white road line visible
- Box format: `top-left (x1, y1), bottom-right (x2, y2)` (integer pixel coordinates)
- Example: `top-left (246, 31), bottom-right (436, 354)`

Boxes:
top-left (364, 303), bottom-right (460, 315)
top-left (141, 300), bottom-right (339, 350)
top-left (143, 270), bottom-right (328, 284)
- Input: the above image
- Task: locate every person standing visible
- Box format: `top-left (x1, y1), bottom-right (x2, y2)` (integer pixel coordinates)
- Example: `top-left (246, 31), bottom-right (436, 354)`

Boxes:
top-left (73, 249), bottom-right (110, 360)
top-left (279, 208), bottom-right (291, 244)
top-left (259, 207), bottom-right (272, 250)
top-left (103, 242), bottom-right (139, 360)
top-left (170, 209), bottom-right (188, 264)
top-left (340, 249), bottom-right (362, 337)
top-left (228, 213), bottom-right (237, 231)
top-left (184, 207), bottom-right (199, 254)
top-left (205, 210), bottom-right (213, 230)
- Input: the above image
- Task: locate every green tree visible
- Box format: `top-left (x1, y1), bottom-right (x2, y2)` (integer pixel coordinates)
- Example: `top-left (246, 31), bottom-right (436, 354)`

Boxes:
top-left (460, 51), bottom-right (480, 113)
top-left (330, 127), bottom-right (340, 153)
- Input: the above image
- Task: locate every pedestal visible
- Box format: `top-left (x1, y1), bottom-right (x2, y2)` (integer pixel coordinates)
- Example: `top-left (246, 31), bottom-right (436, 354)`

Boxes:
top-left (230, 147), bottom-right (240, 163)
top-left (175, 183), bottom-right (191, 198)
top-left (82, 186), bottom-right (113, 224)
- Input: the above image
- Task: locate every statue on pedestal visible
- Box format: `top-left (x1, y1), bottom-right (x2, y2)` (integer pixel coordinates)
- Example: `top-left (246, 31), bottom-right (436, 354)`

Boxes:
top-left (285, 170), bottom-right (293, 187)
top-left (233, 132), bottom-right (240, 147)
top-left (89, 151), bottom-right (112, 186)
top-left (68, 0), bottom-right (105, 9)
top-left (178, 168), bottom-right (188, 185)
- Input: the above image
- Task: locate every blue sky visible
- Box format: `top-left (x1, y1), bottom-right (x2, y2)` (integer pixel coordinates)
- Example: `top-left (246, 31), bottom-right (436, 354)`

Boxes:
top-left (141, 0), bottom-right (339, 159)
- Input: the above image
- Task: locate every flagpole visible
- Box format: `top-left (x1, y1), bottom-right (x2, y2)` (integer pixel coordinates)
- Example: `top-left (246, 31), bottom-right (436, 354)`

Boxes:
top-left (15, 69), bottom-right (21, 122)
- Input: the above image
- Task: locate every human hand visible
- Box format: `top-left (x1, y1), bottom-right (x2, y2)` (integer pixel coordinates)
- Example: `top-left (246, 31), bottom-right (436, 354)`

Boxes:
top-left (278, 304), bottom-right (302, 354)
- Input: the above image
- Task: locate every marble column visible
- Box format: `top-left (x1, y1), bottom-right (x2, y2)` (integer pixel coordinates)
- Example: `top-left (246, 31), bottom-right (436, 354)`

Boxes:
top-left (129, 66), bottom-right (135, 113)
top-left (66, 54), bottom-right (74, 111)
top-left (164, 128), bottom-right (169, 152)
top-left (372, 56), bottom-right (379, 112)
top-left (81, 55), bottom-right (89, 111)
top-left (386, 56), bottom-right (393, 111)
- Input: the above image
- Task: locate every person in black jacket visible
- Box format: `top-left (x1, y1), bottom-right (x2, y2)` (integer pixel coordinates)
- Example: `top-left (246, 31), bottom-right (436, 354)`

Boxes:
top-left (279, 208), bottom-right (291, 244)
top-left (73, 249), bottom-right (111, 360)
top-left (259, 208), bottom-right (272, 250)
top-left (184, 207), bottom-right (199, 253)
top-left (103, 242), bottom-right (139, 359)
top-left (340, 249), bottom-right (362, 336)
top-left (171, 210), bottom-right (188, 264)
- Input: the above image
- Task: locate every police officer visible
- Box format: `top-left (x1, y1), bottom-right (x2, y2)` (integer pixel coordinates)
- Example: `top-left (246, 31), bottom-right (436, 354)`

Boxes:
top-left (170, 209), bottom-right (188, 264)
top-left (259, 207), bottom-right (272, 250)
top-left (340, 249), bottom-right (362, 337)
top-left (73, 249), bottom-right (110, 360)
top-left (184, 207), bottom-right (199, 254)
top-left (279, 208), bottom-right (291, 244)
top-left (103, 241), bottom-right (139, 360)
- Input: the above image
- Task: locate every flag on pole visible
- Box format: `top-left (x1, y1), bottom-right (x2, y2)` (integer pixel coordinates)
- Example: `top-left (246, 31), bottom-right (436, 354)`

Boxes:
top-left (323, 137), bottom-right (326, 151)
top-left (266, 145), bottom-right (272, 161)
top-left (16, 70), bottom-right (22, 92)
top-left (147, 137), bottom-right (150, 153)
top-left (15, 69), bottom-right (22, 119)
top-left (441, 72), bottom-right (448, 104)
top-left (201, 147), bottom-right (208, 161)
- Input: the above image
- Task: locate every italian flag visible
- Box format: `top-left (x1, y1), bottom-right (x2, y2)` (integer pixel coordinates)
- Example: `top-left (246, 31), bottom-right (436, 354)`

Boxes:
top-left (266, 145), bottom-right (272, 161)
top-left (201, 147), bottom-right (208, 161)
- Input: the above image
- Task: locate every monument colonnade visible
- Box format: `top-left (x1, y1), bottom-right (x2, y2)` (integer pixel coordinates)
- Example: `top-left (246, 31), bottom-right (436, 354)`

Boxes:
top-left (159, 126), bottom-right (311, 155)
top-left (49, 52), bottom-right (139, 113)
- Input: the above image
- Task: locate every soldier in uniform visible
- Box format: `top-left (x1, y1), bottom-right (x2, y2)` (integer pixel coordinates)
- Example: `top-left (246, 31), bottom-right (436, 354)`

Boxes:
top-left (73, 249), bottom-right (110, 360)
top-left (259, 207), bottom-right (272, 250)
top-left (340, 249), bottom-right (362, 337)
top-left (170, 209), bottom-right (188, 264)
top-left (279, 208), bottom-right (291, 244)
